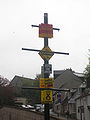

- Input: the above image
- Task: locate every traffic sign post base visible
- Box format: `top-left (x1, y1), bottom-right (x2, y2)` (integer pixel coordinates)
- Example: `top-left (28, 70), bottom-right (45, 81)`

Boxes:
top-left (44, 104), bottom-right (50, 120)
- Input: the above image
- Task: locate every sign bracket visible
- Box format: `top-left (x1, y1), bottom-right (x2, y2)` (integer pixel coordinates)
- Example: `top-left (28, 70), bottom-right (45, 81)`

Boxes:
top-left (31, 25), bottom-right (60, 31)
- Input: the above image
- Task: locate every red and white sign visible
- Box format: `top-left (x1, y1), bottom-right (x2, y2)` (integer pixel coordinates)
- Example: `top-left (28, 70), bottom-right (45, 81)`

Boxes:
top-left (39, 23), bottom-right (53, 38)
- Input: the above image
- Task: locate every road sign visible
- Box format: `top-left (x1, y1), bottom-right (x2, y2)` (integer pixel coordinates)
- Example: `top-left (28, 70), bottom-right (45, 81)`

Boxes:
top-left (40, 78), bottom-right (53, 88)
top-left (39, 46), bottom-right (54, 60)
top-left (44, 64), bottom-right (52, 74)
top-left (40, 78), bottom-right (45, 88)
top-left (41, 64), bottom-right (52, 74)
top-left (39, 23), bottom-right (53, 38)
top-left (41, 90), bottom-right (53, 103)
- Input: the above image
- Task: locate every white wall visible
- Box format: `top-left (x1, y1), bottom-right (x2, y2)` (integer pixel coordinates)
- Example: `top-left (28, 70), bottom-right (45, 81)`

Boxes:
top-left (76, 94), bottom-right (90, 120)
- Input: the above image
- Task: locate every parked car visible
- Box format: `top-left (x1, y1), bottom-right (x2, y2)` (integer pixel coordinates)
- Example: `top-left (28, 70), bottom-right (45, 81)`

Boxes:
top-left (35, 104), bottom-right (44, 112)
top-left (21, 105), bottom-right (34, 109)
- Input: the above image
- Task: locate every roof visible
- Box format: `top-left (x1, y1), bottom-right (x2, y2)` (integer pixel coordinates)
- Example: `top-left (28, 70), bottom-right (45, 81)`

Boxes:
top-left (10, 75), bottom-right (39, 87)
top-left (54, 70), bottom-right (65, 75)
top-left (53, 70), bottom-right (65, 79)
top-left (54, 69), bottom-right (84, 78)
top-left (54, 69), bottom-right (83, 89)
top-left (73, 72), bottom-right (84, 77)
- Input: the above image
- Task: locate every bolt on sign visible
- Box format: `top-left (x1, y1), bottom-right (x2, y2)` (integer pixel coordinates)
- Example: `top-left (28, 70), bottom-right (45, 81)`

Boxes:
top-left (39, 23), bottom-right (53, 38)
top-left (40, 78), bottom-right (53, 88)
top-left (41, 90), bottom-right (53, 103)
top-left (39, 46), bottom-right (54, 61)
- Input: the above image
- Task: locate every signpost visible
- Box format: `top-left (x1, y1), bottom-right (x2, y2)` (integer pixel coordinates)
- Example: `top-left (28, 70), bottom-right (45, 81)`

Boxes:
top-left (22, 13), bottom-right (69, 120)
top-left (43, 13), bottom-right (51, 120)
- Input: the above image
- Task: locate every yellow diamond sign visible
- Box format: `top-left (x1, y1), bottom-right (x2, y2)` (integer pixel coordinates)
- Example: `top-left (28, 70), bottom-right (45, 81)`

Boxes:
top-left (39, 46), bottom-right (54, 60)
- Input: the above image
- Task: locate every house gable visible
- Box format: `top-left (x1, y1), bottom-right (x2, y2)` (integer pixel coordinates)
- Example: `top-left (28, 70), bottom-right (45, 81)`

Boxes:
top-left (54, 69), bottom-right (83, 89)
top-left (10, 75), bottom-right (39, 88)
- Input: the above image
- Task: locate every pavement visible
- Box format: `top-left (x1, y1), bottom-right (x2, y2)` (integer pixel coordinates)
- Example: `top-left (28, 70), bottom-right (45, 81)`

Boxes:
top-left (59, 116), bottom-right (76, 120)
top-left (50, 111), bottom-right (76, 120)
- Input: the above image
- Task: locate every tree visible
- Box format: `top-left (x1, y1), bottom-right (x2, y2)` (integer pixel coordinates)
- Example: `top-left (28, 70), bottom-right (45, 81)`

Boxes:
top-left (0, 75), bottom-right (15, 106)
top-left (0, 75), bottom-right (9, 86)
top-left (84, 50), bottom-right (90, 87)
top-left (0, 86), bottom-right (15, 105)
top-left (22, 89), bottom-right (40, 105)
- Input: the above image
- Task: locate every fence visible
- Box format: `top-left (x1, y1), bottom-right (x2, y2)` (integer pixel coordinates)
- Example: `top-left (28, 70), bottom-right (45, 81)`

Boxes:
top-left (0, 106), bottom-right (63, 120)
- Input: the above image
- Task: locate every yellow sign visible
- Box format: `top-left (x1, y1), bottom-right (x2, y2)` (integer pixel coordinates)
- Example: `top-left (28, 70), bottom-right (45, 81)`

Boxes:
top-left (39, 46), bottom-right (54, 60)
top-left (41, 90), bottom-right (53, 103)
top-left (40, 78), bottom-right (45, 88)
top-left (40, 78), bottom-right (53, 88)
top-left (41, 91), bottom-right (45, 103)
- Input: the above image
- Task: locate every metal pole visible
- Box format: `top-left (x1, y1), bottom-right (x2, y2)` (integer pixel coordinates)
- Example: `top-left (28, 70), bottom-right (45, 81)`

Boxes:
top-left (44, 13), bottom-right (50, 120)
top-left (22, 13), bottom-right (69, 120)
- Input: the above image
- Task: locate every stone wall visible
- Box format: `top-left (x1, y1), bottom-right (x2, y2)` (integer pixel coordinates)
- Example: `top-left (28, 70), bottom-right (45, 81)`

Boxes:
top-left (0, 106), bottom-right (63, 120)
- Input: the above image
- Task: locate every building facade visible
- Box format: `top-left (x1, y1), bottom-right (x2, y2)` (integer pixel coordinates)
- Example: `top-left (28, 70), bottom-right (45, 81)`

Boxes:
top-left (53, 69), bottom-right (84, 118)
top-left (75, 89), bottom-right (90, 120)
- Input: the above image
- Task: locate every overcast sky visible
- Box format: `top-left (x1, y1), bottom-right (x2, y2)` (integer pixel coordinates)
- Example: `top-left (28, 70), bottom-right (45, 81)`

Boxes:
top-left (0, 0), bottom-right (90, 80)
